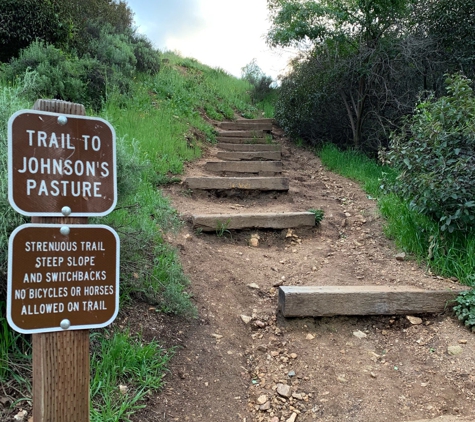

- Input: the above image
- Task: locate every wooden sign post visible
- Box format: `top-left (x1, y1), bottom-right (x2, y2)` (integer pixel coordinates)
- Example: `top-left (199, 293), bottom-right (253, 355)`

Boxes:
top-left (7, 99), bottom-right (119, 421)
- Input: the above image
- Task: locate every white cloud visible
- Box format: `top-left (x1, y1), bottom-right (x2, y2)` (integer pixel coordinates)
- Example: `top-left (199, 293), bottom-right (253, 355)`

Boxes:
top-left (129, 0), bottom-right (296, 80)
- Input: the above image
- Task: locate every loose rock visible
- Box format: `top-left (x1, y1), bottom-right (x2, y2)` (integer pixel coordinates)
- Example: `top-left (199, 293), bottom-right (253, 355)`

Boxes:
top-left (277, 383), bottom-right (292, 398)
top-left (395, 252), bottom-right (406, 261)
top-left (448, 345), bottom-right (463, 356)
top-left (241, 315), bottom-right (252, 324)
top-left (257, 395), bottom-right (268, 405)
top-left (353, 330), bottom-right (367, 339)
top-left (286, 412), bottom-right (298, 422)
top-left (406, 315), bottom-right (423, 325)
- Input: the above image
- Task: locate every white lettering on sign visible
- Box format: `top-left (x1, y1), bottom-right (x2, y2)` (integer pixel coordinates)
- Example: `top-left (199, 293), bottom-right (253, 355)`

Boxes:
top-left (21, 302), bottom-right (65, 315)
top-left (27, 130), bottom-right (74, 149)
top-left (18, 157), bottom-right (109, 177)
top-left (26, 179), bottom-right (102, 198)
top-left (45, 270), bottom-right (107, 282)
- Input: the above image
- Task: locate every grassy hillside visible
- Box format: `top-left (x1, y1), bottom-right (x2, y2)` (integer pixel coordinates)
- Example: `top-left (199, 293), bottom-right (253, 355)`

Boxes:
top-left (0, 50), bottom-right (272, 420)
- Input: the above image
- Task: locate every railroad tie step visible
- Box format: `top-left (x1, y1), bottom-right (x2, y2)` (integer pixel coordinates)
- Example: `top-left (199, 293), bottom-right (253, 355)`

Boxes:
top-left (217, 137), bottom-right (270, 144)
top-left (278, 285), bottom-right (469, 317)
top-left (217, 143), bottom-right (281, 152)
top-left (216, 151), bottom-right (281, 161)
top-left (185, 176), bottom-right (289, 191)
top-left (204, 161), bottom-right (282, 174)
top-left (192, 212), bottom-right (316, 231)
top-left (216, 130), bottom-right (266, 138)
top-left (217, 121), bottom-right (273, 131)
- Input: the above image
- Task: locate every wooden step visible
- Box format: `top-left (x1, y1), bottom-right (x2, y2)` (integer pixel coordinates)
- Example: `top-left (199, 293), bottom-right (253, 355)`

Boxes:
top-left (218, 122), bottom-right (272, 131)
top-left (217, 143), bottom-right (281, 152)
top-left (216, 130), bottom-right (265, 138)
top-left (217, 137), bottom-right (269, 144)
top-left (185, 177), bottom-right (289, 191)
top-left (278, 285), bottom-right (468, 317)
top-left (205, 161), bottom-right (282, 174)
top-left (217, 151), bottom-right (281, 161)
top-left (192, 212), bottom-right (315, 231)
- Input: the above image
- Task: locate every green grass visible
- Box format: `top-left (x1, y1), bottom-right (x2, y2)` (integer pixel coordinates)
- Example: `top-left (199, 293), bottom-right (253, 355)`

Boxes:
top-left (318, 143), bottom-right (475, 286)
top-left (90, 330), bottom-right (172, 422)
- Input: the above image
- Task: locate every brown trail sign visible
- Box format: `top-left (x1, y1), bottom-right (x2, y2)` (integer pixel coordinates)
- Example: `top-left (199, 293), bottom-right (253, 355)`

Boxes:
top-left (8, 109), bottom-right (116, 216)
top-left (6, 99), bottom-right (119, 422)
top-left (7, 224), bottom-right (119, 334)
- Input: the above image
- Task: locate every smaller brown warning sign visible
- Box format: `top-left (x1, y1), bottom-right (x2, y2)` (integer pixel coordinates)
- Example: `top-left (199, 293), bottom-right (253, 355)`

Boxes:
top-left (7, 224), bottom-right (119, 334)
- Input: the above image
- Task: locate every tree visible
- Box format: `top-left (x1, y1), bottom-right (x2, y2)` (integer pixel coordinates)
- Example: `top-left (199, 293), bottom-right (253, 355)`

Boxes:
top-left (0, 0), bottom-right (69, 62)
top-left (267, 0), bottom-right (414, 150)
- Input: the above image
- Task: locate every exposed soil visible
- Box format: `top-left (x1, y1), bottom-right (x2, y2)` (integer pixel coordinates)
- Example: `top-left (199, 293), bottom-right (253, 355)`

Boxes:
top-left (129, 124), bottom-right (475, 422)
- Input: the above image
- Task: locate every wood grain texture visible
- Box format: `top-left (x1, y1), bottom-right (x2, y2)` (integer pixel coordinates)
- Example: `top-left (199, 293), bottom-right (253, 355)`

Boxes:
top-left (205, 161), bottom-right (282, 173)
top-left (216, 130), bottom-right (265, 138)
top-left (217, 143), bottom-right (281, 152)
top-left (185, 177), bottom-right (289, 191)
top-left (216, 151), bottom-right (281, 161)
top-left (192, 212), bottom-right (316, 231)
top-left (217, 137), bottom-right (269, 144)
top-left (31, 99), bottom-right (90, 422)
top-left (218, 122), bottom-right (273, 131)
top-left (278, 285), bottom-right (468, 317)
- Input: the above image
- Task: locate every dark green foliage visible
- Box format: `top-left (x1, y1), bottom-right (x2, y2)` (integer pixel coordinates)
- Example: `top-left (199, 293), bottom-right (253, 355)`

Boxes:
top-left (130, 34), bottom-right (161, 74)
top-left (454, 290), bottom-right (475, 328)
top-left (309, 209), bottom-right (324, 226)
top-left (0, 0), bottom-right (69, 62)
top-left (241, 59), bottom-right (275, 104)
top-left (388, 74), bottom-right (475, 233)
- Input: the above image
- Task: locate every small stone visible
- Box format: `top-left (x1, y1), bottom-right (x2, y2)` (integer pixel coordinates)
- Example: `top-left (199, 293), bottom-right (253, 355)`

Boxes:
top-left (306, 333), bottom-right (315, 340)
top-left (247, 283), bottom-right (260, 289)
top-left (119, 384), bottom-right (128, 394)
top-left (406, 315), bottom-right (422, 325)
top-left (257, 345), bottom-right (268, 352)
top-left (370, 372), bottom-right (377, 378)
top-left (211, 333), bottom-right (223, 339)
top-left (241, 315), bottom-right (252, 324)
top-left (292, 393), bottom-right (303, 400)
top-left (286, 412), bottom-right (298, 422)
top-left (395, 252), bottom-right (406, 261)
top-left (290, 353), bottom-right (298, 359)
top-left (257, 395), bottom-right (268, 405)
top-left (260, 401), bottom-right (271, 411)
top-left (249, 238), bottom-right (259, 247)
top-left (459, 339), bottom-right (468, 344)
top-left (276, 383), bottom-right (292, 398)
top-left (253, 320), bottom-right (266, 329)
top-left (271, 351), bottom-right (280, 357)
top-left (353, 330), bottom-right (367, 339)
top-left (288, 370), bottom-right (296, 377)
top-left (337, 376), bottom-right (347, 383)
top-left (448, 345), bottom-right (463, 356)
top-left (13, 410), bottom-right (28, 421)
top-left (271, 418), bottom-right (279, 422)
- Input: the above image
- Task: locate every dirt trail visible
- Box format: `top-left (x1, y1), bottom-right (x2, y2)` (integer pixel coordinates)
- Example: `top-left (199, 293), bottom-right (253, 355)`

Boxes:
top-left (132, 125), bottom-right (475, 422)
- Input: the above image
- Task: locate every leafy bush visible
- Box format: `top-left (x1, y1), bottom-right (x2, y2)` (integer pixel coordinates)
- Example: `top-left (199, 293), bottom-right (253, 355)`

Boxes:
top-left (388, 74), bottom-right (475, 233)
top-left (0, 0), bottom-right (69, 62)
top-left (454, 289), bottom-right (475, 329)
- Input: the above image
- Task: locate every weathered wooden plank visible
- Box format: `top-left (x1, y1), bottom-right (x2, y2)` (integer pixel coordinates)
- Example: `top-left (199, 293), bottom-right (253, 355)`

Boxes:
top-left (205, 161), bottom-right (282, 173)
top-left (218, 122), bottom-right (273, 131)
top-left (217, 151), bottom-right (281, 161)
top-left (192, 212), bottom-right (315, 231)
top-left (278, 285), bottom-right (468, 317)
top-left (216, 130), bottom-right (265, 138)
top-left (185, 177), bottom-right (289, 191)
top-left (217, 143), bottom-right (281, 152)
top-left (217, 137), bottom-right (269, 144)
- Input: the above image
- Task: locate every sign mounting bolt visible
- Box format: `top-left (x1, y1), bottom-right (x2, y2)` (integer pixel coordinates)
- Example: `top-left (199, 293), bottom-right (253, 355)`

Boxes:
top-left (60, 226), bottom-right (70, 236)
top-left (57, 115), bottom-right (68, 126)
top-left (60, 319), bottom-right (71, 330)
top-left (61, 206), bottom-right (72, 216)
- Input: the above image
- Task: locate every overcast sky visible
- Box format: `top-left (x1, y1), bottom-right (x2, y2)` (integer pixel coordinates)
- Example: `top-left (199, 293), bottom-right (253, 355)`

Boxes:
top-left (126, 0), bottom-right (296, 80)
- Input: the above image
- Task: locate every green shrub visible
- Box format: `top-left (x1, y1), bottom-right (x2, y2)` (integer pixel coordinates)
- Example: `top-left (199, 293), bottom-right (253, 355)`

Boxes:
top-left (454, 290), bottom-right (475, 329)
top-left (388, 74), bottom-right (475, 233)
